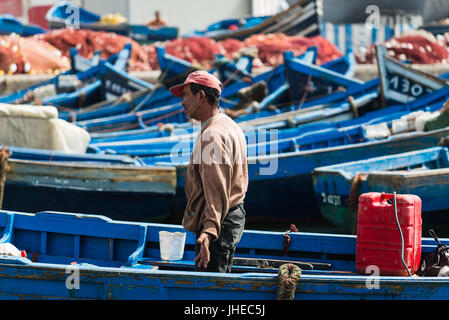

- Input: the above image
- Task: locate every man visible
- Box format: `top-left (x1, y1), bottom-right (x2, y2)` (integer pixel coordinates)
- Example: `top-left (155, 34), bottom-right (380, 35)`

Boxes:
top-left (169, 71), bottom-right (248, 272)
top-left (147, 11), bottom-right (168, 27)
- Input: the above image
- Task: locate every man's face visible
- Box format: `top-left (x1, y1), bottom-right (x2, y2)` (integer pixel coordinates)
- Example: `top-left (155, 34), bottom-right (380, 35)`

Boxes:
top-left (182, 84), bottom-right (200, 120)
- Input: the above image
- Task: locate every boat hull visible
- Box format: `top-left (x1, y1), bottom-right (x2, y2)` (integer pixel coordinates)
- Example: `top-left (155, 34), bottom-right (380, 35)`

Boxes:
top-left (0, 262), bottom-right (448, 300)
top-left (3, 182), bottom-right (174, 223)
top-left (0, 209), bottom-right (447, 300)
top-left (313, 146), bottom-right (449, 234)
top-left (168, 127), bottom-right (449, 223)
top-left (3, 159), bottom-right (176, 222)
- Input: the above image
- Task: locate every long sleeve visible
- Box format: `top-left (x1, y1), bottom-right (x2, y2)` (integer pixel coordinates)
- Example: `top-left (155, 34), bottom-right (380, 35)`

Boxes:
top-left (182, 113), bottom-right (248, 239)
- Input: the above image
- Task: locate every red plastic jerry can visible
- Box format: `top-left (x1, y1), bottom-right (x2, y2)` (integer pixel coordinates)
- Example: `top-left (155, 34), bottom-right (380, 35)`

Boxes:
top-left (356, 192), bottom-right (422, 276)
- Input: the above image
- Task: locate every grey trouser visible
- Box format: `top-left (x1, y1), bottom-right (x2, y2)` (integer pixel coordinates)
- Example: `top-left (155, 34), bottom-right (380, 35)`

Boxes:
top-left (195, 203), bottom-right (246, 273)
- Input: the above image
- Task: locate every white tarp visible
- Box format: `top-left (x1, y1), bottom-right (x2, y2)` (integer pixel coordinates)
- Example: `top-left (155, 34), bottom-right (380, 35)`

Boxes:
top-left (0, 103), bottom-right (90, 153)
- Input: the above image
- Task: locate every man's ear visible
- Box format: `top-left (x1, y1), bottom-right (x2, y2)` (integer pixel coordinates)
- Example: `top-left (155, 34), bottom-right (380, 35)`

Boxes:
top-left (198, 90), bottom-right (206, 100)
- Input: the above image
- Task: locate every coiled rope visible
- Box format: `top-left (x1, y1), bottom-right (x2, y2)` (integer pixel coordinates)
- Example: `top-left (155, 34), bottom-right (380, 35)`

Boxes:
top-left (276, 263), bottom-right (302, 300)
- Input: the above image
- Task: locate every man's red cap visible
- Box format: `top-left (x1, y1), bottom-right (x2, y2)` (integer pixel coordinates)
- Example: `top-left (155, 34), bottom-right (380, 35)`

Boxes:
top-left (169, 71), bottom-right (222, 97)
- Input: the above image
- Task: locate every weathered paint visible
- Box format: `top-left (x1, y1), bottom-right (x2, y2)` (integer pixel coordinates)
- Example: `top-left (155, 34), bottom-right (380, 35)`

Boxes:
top-left (2, 161), bottom-right (176, 222)
top-left (313, 147), bottom-right (449, 231)
top-left (0, 210), bottom-right (447, 299)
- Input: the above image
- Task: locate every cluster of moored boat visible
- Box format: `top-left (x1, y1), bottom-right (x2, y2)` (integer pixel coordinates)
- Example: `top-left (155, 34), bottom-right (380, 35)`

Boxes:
top-left (0, 0), bottom-right (449, 301)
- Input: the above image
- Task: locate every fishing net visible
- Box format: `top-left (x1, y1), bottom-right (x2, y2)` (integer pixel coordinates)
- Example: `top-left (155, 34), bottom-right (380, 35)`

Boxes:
top-left (357, 30), bottom-right (449, 64)
top-left (0, 34), bottom-right (70, 74)
top-left (243, 33), bottom-right (342, 66)
top-left (36, 29), bottom-right (151, 72)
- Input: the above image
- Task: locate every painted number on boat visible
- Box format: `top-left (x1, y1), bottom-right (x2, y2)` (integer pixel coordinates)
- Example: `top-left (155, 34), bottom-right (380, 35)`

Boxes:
top-left (105, 79), bottom-right (129, 97)
top-left (308, 80), bottom-right (334, 95)
top-left (388, 75), bottom-right (432, 97)
top-left (321, 193), bottom-right (341, 206)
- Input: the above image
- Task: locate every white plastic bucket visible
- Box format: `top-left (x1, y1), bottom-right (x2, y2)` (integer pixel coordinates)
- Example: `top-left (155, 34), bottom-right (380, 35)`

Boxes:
top-left (159, 231), bottom-right (186, 260)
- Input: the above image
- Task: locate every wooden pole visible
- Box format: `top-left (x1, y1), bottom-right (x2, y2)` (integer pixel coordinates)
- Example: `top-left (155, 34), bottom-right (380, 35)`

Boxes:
top-left (0, 147), bottom-right (10, 210)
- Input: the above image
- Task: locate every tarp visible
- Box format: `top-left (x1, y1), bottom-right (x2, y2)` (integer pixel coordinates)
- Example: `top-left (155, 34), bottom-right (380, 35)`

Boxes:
top-left (0, 103), bottom-right (90, 153)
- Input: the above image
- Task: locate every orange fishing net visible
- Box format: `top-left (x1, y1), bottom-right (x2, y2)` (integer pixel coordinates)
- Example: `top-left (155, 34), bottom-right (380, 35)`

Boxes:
top-left (0, 34), bottom-right (70, 74)
top-left (35, 29), bottom-right (151, 71)
top-left (358, 30), bottom-right (449, 64)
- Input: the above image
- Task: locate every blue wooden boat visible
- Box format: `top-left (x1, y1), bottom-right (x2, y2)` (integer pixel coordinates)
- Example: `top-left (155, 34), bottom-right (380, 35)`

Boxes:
top-left (375, 44), bottom-right (449, 106)
top-left (84, 56), bottom-right (374, 147)
top-left (43, 46), bottom-right (154, 110)
top-left (320, 48), bottom-right (355, 78)
top-left (2, 148), bottom-right (176, 223)
top-left (156, 46), bottom-right (201, 88)
top-left (73, 49), bottom-right (361, 133)
top-left (313, 146), bottom-right (449, 233)
top-left (86, 82), bottom-right (374, 146)
top-left (0, 209), bottom-right (447, 299)
top-left (7, 145), bottom-right (142, 165)
top-left (45, 1), bottom-right (178, 43)
top-left (0, 14), bottom-right (46, 36)
top-left (58, 47), bottom-right (319, 124)
top-left (214, 53), bottom-right (253, 86)
top-left (0, 50), bottom-right (102, 104)
top-left (184, 0), bottom-right (321, 41)
top-left (141, 96), bottom-right (449, 224)
top-left (283, 51), bottom-right (364, 106)
top-left (69, 48), bottom-right (101, 73)
top-left (183, 15), bottom-right (271, 38)
top-left (0, 44), bottom-right (133, 107)
top-left (87, 87), bottom-right (380, 157)
top-left (89, 122), bottom-right (195, 145)
top-left (236, 77), bottom-right (379, 128)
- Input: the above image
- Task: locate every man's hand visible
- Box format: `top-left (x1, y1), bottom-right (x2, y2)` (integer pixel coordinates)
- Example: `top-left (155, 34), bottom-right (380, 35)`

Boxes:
top-left (195, 232), bottom-right (211, 269)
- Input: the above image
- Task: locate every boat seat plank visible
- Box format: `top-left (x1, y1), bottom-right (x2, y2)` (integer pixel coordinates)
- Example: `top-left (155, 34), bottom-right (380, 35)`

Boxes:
top-left (137, 256), bottom-right (332, 273)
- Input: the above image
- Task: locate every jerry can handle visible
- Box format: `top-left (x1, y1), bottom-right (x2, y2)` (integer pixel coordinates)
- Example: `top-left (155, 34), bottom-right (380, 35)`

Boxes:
top-left (378, 192), bottom-right (394, 204)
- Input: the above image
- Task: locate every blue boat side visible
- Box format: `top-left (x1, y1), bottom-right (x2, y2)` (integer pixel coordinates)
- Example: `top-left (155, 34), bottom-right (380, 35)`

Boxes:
top-left (0, 210), bottom-right (448, 299)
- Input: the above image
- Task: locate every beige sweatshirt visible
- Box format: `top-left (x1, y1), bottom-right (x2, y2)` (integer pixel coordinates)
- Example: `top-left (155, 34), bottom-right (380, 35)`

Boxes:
top-left (182, 112), bottom-right (248, 240)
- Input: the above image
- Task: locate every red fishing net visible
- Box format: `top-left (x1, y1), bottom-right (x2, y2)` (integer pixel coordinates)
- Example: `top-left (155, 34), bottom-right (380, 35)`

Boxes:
top-left (3, 27), bottom-right (449, 75)
top-left (35, 29), bottom-right (151, 71)
top-left (357, 30), bottom-right (449, 64)
top-left (143, 33), bottom-right (342, 70)
top-left (243, 33), bottom-right (342, 66)
top-left (0, 34), bottom-right (70, 74)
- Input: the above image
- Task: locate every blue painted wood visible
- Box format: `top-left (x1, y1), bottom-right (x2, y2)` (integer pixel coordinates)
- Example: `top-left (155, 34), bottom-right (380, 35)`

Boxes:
top-left (42, 45), bottom-right (156, 109)
top-left (127, 225), bottom-right (148, 266)
top-left (0, 45), bottom-right (131, 107)
top-left (313, 146), bottom-right (449, 232)
top-left (70, 48), bottom-right (101, 72)
top-left (376, 44), bottom-right (449, 106)
top-left (72, 50), bottom-right (359, 133)
top-left (0, 209), bottom-right (447, 299)
top-left (0, 213), bottom-right (14, 244)
top-left (0, 14), bottom-right (46, 36)
top-left (140, 85), bottom-right (449, 223)
top-left (58, 46), bottom-right (354, 129)
top-left (87, 90), bottom-right (378, 157)
top-left (1, 149), bottom-right (176, 222)
top-left (284, 50), bottom-right (364, 105)
top-left (6, 146), bottom-right (142, 165)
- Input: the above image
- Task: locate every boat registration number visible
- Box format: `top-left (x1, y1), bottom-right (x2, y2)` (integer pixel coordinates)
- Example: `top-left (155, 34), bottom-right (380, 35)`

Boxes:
top-left (320, 193), bottom-right (342, 206)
